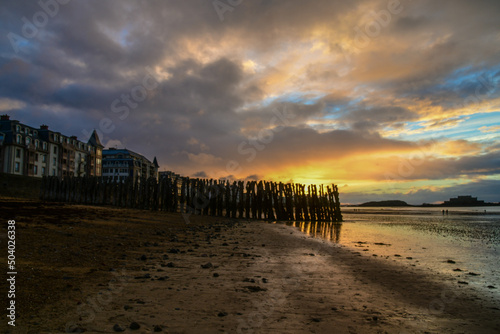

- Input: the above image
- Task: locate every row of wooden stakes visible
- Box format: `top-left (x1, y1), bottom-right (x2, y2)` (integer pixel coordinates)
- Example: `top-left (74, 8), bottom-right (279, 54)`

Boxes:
top-left (39, 175), bottom-right (343, 222)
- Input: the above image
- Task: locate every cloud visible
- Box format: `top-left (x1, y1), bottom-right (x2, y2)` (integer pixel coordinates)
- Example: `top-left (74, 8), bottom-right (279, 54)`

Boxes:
top-left (0, 97), bottom-right (25, 111)
top-left (192, 171), bottom-right (208, 178)
top-left (244, 174), bottom-right (261, 181)
top-left (0, 0), bottom-right (499, 204)
top-left (479, 125), bottom-right (500, 133)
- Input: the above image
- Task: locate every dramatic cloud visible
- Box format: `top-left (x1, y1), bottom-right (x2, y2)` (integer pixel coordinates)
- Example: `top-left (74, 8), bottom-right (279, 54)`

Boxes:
top-left (1, 0), bottom-right (499, 204)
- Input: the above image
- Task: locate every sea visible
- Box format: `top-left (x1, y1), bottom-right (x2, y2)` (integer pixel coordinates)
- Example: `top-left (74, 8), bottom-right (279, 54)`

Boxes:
top-left (279, 206), bottom-right (500, 300)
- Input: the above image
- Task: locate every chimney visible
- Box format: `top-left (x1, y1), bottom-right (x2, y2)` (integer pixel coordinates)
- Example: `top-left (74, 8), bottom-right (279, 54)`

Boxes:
top-left (70, 135), bottom-right (77, 140)
top-left (1, 114), bottom-right (10, 121)
top-left (40, 124), bottom-right (49, 130)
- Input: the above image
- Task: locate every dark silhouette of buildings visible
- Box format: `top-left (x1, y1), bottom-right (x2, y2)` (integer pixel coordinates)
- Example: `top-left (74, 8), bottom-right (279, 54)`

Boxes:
top-left (443, 195), bottom-right (485, 206)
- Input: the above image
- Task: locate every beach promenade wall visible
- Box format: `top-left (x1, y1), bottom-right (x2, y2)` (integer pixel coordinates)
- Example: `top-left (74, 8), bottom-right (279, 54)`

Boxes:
top-left (39, 176), bottom-right (342, 222)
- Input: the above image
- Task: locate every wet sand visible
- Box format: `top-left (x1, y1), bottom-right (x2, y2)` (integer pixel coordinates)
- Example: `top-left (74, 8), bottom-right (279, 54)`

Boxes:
top-left (1, 199), bottom-right (499, 333)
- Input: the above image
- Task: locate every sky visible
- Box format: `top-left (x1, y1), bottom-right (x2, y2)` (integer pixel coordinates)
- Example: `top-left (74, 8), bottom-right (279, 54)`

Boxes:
top-left (1, 0), bottom-right (499, 204)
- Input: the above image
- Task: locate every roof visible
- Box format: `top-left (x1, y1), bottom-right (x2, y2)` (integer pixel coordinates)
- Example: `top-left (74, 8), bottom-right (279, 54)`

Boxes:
top-left (88, 129), bottom-right (104, 148)
top-left (103, 148), bottom-right (153, 164)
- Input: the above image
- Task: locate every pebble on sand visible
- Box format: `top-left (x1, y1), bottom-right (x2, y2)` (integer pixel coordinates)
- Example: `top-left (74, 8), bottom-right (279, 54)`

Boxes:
top-left (113, 324), bottom-right (125, 332)
top-left (129, 322), bottom-right (141, 330)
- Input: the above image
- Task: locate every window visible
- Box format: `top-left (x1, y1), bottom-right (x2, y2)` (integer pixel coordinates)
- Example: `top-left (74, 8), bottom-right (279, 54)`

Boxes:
top-left (34, 165), bottom-right (38, 174)
top-left (15, 162), bottom-right (20, 172)
top-left (54, 134), bottom-right (58, 142)
top-left (25, 137), bottom-right (31, 145)
top-left (16, 125), bottom-right (20, 132)
top-left (42, 167), bottom-right (46, 175)
top-left (16, 149), bottom-right (21, 158)
top-left (53, 157), bottom-right (56, 166)
top-left (35, 140), bottom-right (39, 148)
top-left (52, 169), bottom-right (56, 176)
top-left (53, 146), bottom-right (57, 154)
top-left (35, 154), bottom-right (39, 162)
top-left (42, 155), bottom-right (46, 163)
top-left (43, 142), bottom-right (47, 150)
top-left (16, 135), bottom-right (22, 144)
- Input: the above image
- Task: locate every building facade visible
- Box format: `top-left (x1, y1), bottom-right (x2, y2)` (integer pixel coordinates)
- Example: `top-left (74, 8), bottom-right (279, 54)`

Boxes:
top-left (102, 148), bottom-right (159, 182)
top-left (0, 114), bottom-right (103, 177)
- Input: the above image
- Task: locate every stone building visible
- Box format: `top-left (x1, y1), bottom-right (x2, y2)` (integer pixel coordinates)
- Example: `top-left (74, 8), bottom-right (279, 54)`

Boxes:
top-left (0, 114), bottom-right (103, 177)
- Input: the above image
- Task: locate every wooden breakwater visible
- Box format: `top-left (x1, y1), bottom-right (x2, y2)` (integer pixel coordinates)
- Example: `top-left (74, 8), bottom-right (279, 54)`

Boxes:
top-left (39, 176), bottom-right (342, 222)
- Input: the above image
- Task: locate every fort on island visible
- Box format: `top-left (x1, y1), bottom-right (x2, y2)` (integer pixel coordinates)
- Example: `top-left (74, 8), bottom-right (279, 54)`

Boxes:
top-left (443, 195), bottom-right (486, 206)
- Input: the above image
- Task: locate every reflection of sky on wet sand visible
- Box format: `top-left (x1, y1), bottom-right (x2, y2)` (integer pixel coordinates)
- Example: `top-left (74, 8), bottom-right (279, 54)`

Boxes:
top-left (274, 209), bottom-right (500, 299)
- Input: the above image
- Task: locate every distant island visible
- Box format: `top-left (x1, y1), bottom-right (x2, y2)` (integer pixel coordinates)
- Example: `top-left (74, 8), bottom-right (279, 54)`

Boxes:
top-left (353, 195), bottom-right (498, 207)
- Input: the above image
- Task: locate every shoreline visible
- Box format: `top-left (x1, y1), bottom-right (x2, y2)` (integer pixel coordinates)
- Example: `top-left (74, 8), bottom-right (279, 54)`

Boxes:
top-left (1, 199), bottom-right (499, 333)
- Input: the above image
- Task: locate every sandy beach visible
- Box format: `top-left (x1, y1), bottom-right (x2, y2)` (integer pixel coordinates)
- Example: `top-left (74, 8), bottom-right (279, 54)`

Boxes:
top-left (1, 198), bottom-right (499, 333)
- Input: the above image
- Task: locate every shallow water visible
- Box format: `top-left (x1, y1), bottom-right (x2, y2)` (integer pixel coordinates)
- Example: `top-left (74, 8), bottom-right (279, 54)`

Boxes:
top-left (277, 207), bottom-right (500, 299)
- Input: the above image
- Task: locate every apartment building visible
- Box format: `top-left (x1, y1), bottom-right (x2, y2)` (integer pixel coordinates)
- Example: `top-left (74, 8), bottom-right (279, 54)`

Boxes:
top-left (0, 114), bottom-right (103, 177)
top-left (102, 148), bottom-right (159, 182)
